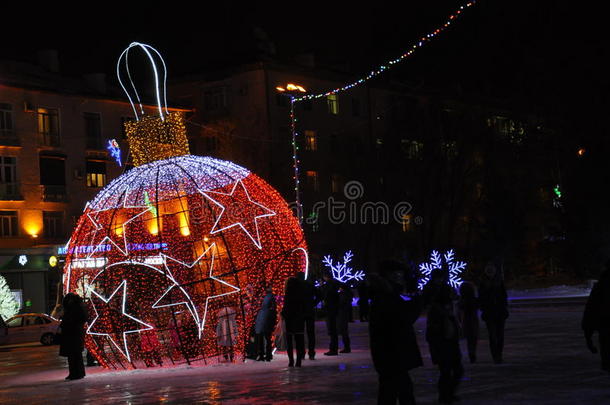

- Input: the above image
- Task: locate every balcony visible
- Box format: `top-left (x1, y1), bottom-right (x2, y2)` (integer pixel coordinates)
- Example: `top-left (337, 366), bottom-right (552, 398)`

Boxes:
top-left (41, 185), bottom-right (68, 202)
top-left (0, 183), bottom-right (23, 200)
top-left (0, 130), bottom-right (19, 146)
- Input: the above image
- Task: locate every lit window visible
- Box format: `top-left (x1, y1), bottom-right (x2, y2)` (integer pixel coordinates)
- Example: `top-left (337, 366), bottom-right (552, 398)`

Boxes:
top-left (37, 108), bottom-right (60, 146)
top-left (402, 214), bottom-right (411, 232)
top-left (86, 160), bottom-right (106, 188)
top-left (304, 130), bottom-right (317, 151)
top-left (0, 210), bottom-right (18, 237)
top-left (306, 171), bottom-right (319, 192)
top-left (401, 139), bottom-right (424, 160)
top-left (327, 94), bottom-right (339, 115)
top-left (441, 140), bottom-right (458, 159)
top-left (331, 174), bottom-right (343, 193)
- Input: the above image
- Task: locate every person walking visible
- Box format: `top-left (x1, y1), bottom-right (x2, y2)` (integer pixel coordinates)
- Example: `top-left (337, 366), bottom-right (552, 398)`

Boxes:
top-left (59, 293), bottom-right (88, 381)
top-left (282, 277), bottom-right (306, 367)
top-left (369, 260), bottom-right (423, 405)
top-left (216, 306), bottom-right (238, 362)
top-left (478, 261), bottom-right (509, 364)
top-left (321, 271), bottom-right (341, 356)
top-left (458, 281), bottom-right (479, 363)
top-left (336, 283), bottom-right (353, 353)
top-left (297, 272), bottom-right (320, 360)
top-left (254, 286), bottom-right (277, 361)
top-left (424, 269), bottom-right (463, 404)
top-left (582, 262), bottom-right (610, 372)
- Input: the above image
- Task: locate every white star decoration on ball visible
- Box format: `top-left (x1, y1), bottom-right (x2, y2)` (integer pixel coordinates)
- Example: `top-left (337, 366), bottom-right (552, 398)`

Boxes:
top-left (84, 188), bottom-right (152, 258)
top-left (418, 249), bottom-right (466, 290)
top-left (202, 180), bottom-right (276, 249)
top-left (155, 243), bottom-right (240, 338)
top-left (87, 280), bottom-right (153, 362)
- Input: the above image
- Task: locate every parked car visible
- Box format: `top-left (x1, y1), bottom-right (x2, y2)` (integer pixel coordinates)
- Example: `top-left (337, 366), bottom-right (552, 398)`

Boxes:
top-left (0, 313), bottom-right (60, 346)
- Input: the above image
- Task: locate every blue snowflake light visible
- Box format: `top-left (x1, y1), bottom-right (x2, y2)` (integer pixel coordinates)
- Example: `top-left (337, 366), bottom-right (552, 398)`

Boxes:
top-left (322, 251), bottom-right (365, 283)
top-left (418, 249), bottom-right (466, 290)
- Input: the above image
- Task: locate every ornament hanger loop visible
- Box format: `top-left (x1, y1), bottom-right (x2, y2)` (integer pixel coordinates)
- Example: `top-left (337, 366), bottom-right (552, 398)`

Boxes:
top-left (117, 42), bottom-right (169, 121)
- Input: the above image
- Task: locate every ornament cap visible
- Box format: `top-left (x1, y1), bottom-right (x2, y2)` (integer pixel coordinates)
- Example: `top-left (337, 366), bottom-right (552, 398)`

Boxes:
top-left (125, 111), bottom-right (190, 166)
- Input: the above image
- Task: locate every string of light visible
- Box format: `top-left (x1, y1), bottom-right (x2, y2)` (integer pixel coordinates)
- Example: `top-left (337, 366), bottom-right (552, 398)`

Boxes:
top-left (287, 0), bottom-right (476, 220)
top-left (292, 1), bottom-right (476, 103)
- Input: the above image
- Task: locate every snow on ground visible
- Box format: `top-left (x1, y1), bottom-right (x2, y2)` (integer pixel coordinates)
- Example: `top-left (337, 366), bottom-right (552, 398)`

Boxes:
top-left (1, 305), bottom-right (608, 404)
top-left (508, 284), bottom-right (592, 300)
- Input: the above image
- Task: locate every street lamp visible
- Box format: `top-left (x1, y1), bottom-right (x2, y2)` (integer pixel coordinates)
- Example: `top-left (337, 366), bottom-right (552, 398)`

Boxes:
top-left (276, 83), bottom-right (307, 224)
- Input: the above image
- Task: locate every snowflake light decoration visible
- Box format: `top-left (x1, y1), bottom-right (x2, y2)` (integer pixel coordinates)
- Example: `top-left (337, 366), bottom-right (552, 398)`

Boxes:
top-left (418, 249), bottom-right (466, 290)
top-left (322, 251), bottom-right (364, 283)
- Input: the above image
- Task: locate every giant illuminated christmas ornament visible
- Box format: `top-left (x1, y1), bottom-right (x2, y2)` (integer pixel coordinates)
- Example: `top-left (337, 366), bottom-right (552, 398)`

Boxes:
top-left (63, 43), bottom-right (307, 369)
top-left (418, 249), bottom-right (466, 290)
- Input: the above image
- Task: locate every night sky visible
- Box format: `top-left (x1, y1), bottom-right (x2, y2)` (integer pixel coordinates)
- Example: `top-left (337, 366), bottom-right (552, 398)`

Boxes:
top-left (2, 1), bottom-right (607, 122)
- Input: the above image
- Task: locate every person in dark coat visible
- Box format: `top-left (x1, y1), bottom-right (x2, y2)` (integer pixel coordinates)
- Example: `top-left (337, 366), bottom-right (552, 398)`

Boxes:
top-left (321, 271), bottom-right (341, 355)
top-left (254, 286), bottom-right (277, 361)
top-left (424, 269), bottom-right (463, 404)
top-left (59, 293), bottom-right (88, 380)
top-left (357, 281), bottom-right (370, 322)
top-left (336, 283), bottom-right (353, 353)
top-left (281, 277), bottom-right (306, 367)
top-left (478, 261), bottom-right (509, 364)
top-left (296, 272), bottom-right (320, 360)
top-left (458, 281), bottom-right (479, 363)
top-left (582, 263), bottom-right (610, 372)
top-left (369, 260), bottom-right (423, 405)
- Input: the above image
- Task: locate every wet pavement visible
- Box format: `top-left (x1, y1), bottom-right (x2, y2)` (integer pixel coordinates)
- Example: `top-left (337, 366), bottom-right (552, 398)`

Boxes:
top-left (0, 307), bottom-right (608, 404)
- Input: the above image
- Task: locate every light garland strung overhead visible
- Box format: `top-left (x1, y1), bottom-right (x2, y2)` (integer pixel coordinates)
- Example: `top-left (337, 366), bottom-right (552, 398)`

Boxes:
top-left (292, 1), bottom-right (476, 102)
top-left (285, 1), bottom-right (477, 218)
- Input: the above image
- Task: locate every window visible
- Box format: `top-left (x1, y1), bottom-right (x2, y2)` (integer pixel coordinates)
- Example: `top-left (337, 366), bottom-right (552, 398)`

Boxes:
top-left (441, 140), bottom-right (458, 159)
top-left (84, 112), bottom-right (102, 149)
top-left (24, 316), bottom-right (44, 326)
top-left (0, 103), bottom-right (16, 145)
top-left (0, 211), bottom-right (18, 237)
top-left (37, 108), bottom-right (60, 146)
top-left (86, 160), bottom-right (106, 188)
top-left (0, 156), bottom-right (18, 199)
top-left (352, 98), bottom-right (361, 117)
top-left (402, 214), bottom-right (412, 232)
top-left (304, 130), bottom-right (317, 151)
top-left (401, 139), bottom-right (424, 160)
top-left (488, 116), bottom-right (526, 145)
top-left (204, 87), bottom-right (230, 111)
top-left (327, 94), bottom-right (339, 115)
top-left (331, 174), bottom-right (343, 193)
top-left (43, 211), bottom-right (64, 238)
top-left (6, 316), bottom-right (22, 327)
top-left (121, 116), bottom-right (136, 139)
top-left (306, 171), bottom-right (319, 192)
top-left (39, 157), bottom-right (66, 185)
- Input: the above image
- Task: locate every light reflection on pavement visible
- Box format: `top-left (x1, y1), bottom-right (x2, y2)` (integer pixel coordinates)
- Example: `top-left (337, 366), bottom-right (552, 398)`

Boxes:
top-left (1, 310), bottom-right (608, 404)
